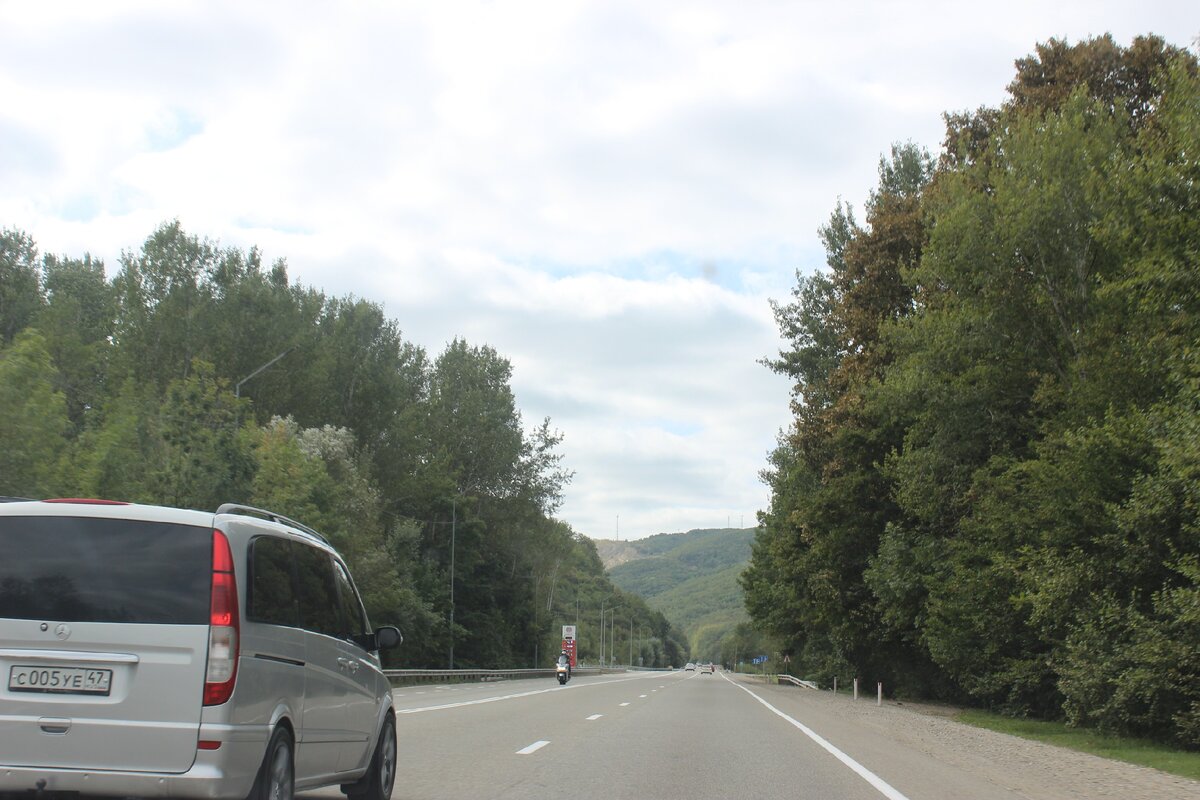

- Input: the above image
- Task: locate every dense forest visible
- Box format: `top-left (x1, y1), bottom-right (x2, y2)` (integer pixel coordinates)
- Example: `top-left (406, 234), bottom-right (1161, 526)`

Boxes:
top-left (0, 221), bottom-right (688, 670)
top-left (744, 35), bottom-right (1200, 747)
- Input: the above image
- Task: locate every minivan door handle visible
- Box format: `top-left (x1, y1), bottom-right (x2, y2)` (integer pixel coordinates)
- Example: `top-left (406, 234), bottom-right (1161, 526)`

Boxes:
top-left (336, 657), bottom-right (350, 671)
top-left (39, 717), bottom-right (71, 734)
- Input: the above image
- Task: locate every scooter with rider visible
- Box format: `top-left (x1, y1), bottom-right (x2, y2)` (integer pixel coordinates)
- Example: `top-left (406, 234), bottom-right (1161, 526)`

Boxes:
top-left (555, 650), bottom-right (571, 684)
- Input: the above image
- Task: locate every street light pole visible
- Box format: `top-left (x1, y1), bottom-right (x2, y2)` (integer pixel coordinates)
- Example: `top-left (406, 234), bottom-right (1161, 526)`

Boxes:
top-left (234, 347), bottom-right (293, 398)
top-left (599, 600), bottom-right (608, 667)
top-left (598, 591), bottom-right (615, 667)
top-left (608, 607), bottom-right (620, 666)
top-left (423, 501), bottom-right (460, 671)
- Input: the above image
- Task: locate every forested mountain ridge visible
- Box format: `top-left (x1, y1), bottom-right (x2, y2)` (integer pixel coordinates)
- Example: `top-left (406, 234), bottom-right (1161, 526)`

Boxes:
top-left (602, 528), bottom-right (753, 595)
top-left (594, 538), bottom-right (641, 570)
top-left (747, 34), bottom-right (1200, 747)
top-left (0, 221), bottom-right (689, 671)
top-left (601, 528), bottom-right (754, 660)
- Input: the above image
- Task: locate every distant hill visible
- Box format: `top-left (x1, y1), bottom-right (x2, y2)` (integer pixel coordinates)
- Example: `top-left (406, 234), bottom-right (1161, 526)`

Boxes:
top-left (597, 528), bottom-right (754, 659)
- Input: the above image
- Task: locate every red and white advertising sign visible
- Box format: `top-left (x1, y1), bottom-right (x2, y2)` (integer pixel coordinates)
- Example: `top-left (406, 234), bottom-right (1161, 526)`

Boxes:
top-left (561, 626), bottom-right (577, 667)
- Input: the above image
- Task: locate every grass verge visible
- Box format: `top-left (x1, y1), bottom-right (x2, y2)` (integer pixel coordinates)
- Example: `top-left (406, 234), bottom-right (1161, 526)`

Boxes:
top-left (955, 709), bottom-right (1200, 782)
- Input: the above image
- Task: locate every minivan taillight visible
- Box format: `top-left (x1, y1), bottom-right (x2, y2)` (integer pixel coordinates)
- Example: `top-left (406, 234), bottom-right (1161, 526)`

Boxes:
top-left (203, 530), bottom-right (239, 705)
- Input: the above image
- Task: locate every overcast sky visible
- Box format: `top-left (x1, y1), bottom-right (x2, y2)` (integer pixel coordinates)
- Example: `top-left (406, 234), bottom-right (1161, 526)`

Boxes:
top-left (2, 2), bottom-right (1195, 540)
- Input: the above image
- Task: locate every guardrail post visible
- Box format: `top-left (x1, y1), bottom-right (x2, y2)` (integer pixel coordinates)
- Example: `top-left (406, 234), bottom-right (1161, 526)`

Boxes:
top-left (853, 678), bottom-right (858, 700)
top-left (877, 682), bottom-right (882, 706)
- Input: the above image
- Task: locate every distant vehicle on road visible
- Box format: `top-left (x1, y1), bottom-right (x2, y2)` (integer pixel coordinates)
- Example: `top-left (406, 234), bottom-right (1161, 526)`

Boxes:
top-left (685, 662), bottom-right (696, 671)
top-left (0, 499), bottom-right (403, 800)
top-left (700, 663), bottom-right (714, 674)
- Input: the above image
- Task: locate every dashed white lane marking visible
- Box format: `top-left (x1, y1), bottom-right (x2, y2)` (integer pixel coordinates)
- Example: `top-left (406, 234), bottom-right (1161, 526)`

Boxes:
top-left (723, 673), bottom-right (911, 800)
top-left (517, 740), bottom-right (550, 755)
top-left (619, 702), bottom-right (630, 707)
top-left (586, 714), bottom-right (603, 721)
top-left (639, 694), bottom-right (647, 698)
top-left (395, 673), bottom-right (655, 715)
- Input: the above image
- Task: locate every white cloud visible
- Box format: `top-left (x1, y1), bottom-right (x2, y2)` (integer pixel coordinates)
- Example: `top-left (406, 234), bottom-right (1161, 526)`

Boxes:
top-left (1, 0), bottom-right (1196, 538)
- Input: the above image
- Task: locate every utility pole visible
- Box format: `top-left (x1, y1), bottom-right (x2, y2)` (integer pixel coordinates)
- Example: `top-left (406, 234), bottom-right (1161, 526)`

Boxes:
top-left (449, 499), bottom-right (456, 670)
top-left (629, 616), bottom-right (633, 666)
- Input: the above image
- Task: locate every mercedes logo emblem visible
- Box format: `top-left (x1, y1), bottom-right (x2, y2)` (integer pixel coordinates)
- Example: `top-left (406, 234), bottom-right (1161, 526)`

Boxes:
top-left (54, 623), bottom-right (71, 640)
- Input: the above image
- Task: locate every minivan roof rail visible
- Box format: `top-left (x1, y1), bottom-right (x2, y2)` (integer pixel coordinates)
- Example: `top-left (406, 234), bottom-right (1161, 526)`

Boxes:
top-left (216, 503), bottom-right (330, 545)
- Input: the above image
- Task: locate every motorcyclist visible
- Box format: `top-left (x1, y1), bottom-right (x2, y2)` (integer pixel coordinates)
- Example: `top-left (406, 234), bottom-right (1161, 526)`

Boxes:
top-left (557, 650), bottom-right (571, 678)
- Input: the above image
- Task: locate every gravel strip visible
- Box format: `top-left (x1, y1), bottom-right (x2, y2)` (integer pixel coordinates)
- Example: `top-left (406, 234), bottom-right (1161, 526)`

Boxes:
top-left (777, 683), bottom-right (1200, 800)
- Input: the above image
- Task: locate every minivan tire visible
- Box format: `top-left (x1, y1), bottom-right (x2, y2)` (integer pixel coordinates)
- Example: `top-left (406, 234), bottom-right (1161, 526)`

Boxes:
top-left (344, 714), bottom-right (396, 800)
top-left (247, 727), bottom-right (294, 800)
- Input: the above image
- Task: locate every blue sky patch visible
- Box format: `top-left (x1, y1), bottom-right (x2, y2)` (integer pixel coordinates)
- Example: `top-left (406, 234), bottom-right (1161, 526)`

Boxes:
top-left (144, 109), bottom-right (203, 152)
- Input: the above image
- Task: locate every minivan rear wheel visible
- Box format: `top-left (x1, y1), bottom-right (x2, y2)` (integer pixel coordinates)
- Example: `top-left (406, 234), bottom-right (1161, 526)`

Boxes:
top-left (344, 714), bottom-right (396, 800)
top-left (247, 726), bottom-right (294, 800)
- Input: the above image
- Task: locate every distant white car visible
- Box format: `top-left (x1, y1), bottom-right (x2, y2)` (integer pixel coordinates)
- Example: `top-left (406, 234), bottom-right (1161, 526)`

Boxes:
top-left (700, 663), bottom-right (714, 674)
top-left (684, 662), bottom-right (696, 671)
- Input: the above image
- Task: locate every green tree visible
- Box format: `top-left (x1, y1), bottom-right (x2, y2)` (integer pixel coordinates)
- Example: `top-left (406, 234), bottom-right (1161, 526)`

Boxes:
top-left (746, 142), bottom-right (935, 693)
top-left (69, 380), bottom-right (162, 502)
top-left (753, 39), bottom-right (1200, 733)
top-left (0, 330), bottom-right (70, 496)
top-left (110, 221), bottom-right (219, 387)
top-left (36, 253), bottom-right (115, 432)
top-left (0, 229), bottom-right (44, 344)
top-left (426, 339), bottom-right (527, 500)
top-left (151, 360), bottom-right (253, 510)
top-left (248, 417), bottom-right (441, 666)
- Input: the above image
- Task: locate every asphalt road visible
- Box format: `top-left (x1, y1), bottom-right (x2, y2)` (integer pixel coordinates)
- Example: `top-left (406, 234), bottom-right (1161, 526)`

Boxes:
top-left (300, 669), bottom-right (1045, 800)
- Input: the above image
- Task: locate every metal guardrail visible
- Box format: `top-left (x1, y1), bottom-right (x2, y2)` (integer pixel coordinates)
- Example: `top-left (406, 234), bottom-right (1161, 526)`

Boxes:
top-left (773, 674), bottom-right (820, 689)
top-left (383, 666), bottom-right (619, 684)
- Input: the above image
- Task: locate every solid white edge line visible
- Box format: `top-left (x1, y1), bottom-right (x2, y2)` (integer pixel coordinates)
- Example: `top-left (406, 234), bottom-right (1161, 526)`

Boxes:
top-left (517, 740), bottom-right (550, 755)
top-left (722, 672), bottom-right (911, 800)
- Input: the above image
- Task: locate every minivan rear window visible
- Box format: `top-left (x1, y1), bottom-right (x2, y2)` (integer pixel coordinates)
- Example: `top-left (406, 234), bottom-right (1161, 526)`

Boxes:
top-left (0, 516), bottom-right (211, 624)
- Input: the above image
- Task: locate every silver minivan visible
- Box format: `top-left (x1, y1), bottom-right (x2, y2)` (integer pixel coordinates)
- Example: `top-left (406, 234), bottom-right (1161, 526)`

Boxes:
top-left (0, 499), bottom-right (402, 800)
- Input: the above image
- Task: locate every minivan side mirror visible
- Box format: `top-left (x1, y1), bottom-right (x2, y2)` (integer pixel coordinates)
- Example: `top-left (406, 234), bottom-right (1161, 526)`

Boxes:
top-left (374, 626), bottom-right (403, 651)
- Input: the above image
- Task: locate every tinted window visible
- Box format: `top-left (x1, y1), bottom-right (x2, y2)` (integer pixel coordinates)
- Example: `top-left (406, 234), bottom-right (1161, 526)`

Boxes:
top-left (248, 537), bottom-right (299, 626)
top-left (0, 516), bottom-right (210, 624)
top-left (332, 558), bottom-right (368, 640)
top-left (295, 543), bottom-right (339, 637)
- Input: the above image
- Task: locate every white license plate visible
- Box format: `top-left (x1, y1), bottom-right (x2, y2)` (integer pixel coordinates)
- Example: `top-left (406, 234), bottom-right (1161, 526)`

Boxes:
top-left (9, 665), bottom-right (113, 695)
